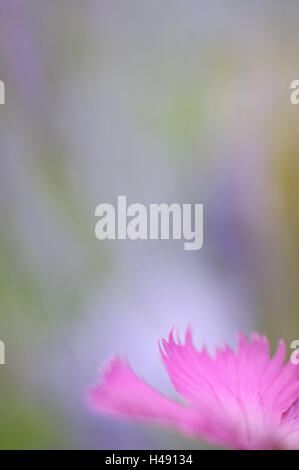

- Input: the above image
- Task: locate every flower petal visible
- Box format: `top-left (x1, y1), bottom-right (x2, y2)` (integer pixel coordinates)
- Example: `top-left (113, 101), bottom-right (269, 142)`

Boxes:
top-left (87, 355), bottom-right (207, 437)
top-left (159, 329), bottom-right (299, 449)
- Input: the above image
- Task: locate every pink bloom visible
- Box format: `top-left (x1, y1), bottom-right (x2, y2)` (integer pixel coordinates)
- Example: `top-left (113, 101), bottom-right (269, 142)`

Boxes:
top-left (87, 329), bottom-right (299, 449)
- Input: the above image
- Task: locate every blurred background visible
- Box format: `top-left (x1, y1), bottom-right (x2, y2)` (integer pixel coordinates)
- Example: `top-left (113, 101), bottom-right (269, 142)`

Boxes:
top-left (0, 0), bottom-right (299, 449)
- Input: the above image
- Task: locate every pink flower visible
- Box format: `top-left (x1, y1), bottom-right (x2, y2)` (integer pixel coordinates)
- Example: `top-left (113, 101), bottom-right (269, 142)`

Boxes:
top-left (87, 329), bottom-right (299, 449)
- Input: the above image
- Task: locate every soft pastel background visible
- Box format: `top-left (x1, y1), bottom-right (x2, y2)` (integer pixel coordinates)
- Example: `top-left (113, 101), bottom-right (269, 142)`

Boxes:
top-left (0, 0), bottom-right (299, 449)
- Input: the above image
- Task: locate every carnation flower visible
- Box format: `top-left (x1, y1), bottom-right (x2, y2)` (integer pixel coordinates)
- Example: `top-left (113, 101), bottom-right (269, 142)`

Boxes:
top-left (87, 329), bottom-right (299, 449)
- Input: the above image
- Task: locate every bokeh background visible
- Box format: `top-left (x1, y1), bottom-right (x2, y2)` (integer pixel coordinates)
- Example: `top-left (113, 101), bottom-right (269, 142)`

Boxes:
top-left (0, 0), bottom-right (299, 449)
